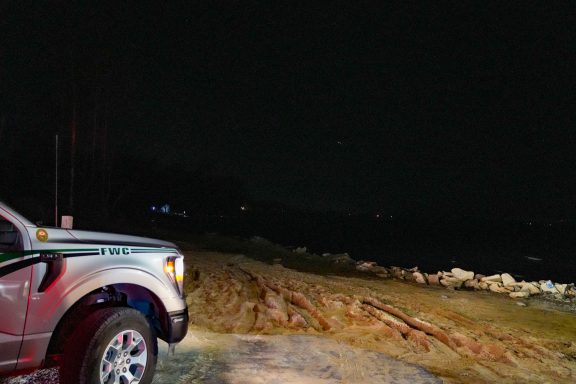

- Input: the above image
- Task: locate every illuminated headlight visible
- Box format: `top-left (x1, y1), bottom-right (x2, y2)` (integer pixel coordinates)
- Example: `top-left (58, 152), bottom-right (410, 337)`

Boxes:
top-left (165, 256), bottom-right (185, 296)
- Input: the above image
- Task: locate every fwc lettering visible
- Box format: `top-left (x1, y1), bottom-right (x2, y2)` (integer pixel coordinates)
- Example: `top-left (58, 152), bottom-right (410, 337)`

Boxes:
top-left (100, 247), bottom-right (130, 255)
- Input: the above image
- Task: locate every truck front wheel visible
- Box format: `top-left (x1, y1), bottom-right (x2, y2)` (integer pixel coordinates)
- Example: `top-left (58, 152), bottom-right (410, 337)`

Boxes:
top-left (60, 307), bottom-right (157, 384)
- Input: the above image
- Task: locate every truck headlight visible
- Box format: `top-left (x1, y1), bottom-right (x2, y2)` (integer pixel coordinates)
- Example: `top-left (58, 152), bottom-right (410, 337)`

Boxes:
top-left (165, 256), bottom-right (184, 296)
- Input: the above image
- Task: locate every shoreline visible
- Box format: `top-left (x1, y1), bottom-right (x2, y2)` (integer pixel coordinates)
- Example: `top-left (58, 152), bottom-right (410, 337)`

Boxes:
top-left (193, 234), bottom-right (576, 309)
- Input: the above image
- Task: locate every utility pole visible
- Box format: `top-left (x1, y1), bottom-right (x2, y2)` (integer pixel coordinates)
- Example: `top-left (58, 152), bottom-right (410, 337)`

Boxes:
top-left (69, 101), bottom-right (76, 215)
top-left (55, 134), bottom-right (59, 227)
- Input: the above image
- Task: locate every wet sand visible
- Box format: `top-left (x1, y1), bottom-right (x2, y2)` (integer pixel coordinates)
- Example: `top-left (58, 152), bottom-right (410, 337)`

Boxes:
top-left (153, 331), bottom-right (441, 383)
top-left (1, 331), bottom-right (441, 384)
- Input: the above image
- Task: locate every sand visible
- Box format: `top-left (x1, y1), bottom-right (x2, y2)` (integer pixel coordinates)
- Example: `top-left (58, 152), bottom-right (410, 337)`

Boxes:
top-left (3, 249), bottom-right (575, 383)
top-left (183, 251), bottom-right (576, 383)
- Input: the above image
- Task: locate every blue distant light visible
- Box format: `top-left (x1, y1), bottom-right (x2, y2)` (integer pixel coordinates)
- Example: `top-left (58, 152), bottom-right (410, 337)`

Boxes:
top-left (150, 204), bottom-right (171, 214)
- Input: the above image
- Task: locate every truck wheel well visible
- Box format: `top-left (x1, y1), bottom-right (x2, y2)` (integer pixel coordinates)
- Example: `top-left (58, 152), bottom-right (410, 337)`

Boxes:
top-left (45, 284), bottom-right (168, 367)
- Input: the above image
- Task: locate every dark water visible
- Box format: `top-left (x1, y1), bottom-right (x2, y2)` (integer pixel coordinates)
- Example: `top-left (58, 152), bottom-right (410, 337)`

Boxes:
top-left (156, 213), bottom-right (576, 283)
top-left (294, 218), bottom-right (575, 283)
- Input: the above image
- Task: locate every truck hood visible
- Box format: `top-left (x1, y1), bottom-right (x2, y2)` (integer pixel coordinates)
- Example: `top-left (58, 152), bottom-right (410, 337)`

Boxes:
top-left (67, 229), bottom-right (177, 249)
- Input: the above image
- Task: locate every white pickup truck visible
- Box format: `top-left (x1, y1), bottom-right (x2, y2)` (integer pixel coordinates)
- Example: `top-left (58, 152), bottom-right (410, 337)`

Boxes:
top-left (0, 201), bottom-right (188, 384)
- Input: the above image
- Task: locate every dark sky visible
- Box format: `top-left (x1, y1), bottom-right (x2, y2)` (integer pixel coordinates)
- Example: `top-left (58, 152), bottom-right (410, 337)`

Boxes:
top-left (2, 2), bottom-right (576, 219)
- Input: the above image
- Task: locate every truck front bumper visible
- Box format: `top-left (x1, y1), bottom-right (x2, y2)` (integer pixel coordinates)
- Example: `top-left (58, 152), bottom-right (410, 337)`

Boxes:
top-left (164, 307), bottom-right (189, 343)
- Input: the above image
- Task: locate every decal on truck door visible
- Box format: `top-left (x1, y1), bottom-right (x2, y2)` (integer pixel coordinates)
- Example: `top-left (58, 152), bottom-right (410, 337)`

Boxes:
top-left (0, 247), bottom-right (178, 278)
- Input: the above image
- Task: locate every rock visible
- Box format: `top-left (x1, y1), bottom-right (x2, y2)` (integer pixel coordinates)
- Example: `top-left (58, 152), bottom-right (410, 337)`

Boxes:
top-left (483, 275), bottom-right (499, 283)
top-left (356, 261), bottom-right (377, 272)
top-left (403, 270), bottom-right (415, 281)
top-left (540, 281), bottom-right (559, 294)
top-left (427, 274), bottom-right (440, 285)
top-left (451, 268), bottom-right (474, 281)
top-left (442, 271), bottom-right (454, 278)
top-left (474, 273), bottom-right (486, 280)
top-left (509, 291), bottom-right (530, 299)
top-left (390, 267), bottom-right (404, 279)
top-left (334, 255), bottom-right (355, 264)
top-left (553, 293), bottom-right (566, 301)
top-left (357, 260), bottom-right (374, 266)
top-left (481, 274), bottom-right (502, 283)
top-left (371, 266), bottom-right (390, 274)
top-left (293, 247), bottom-right (307, 254)
top-left (464, 279), bottom-right (480, 290)
top-left (325, 253), bottom-right (355, 264)
top-left (516, 301), bottom-right (527, 307)
top-left (489, 283), bottom-right (510, 294)
top-left (413, 272), bottom-right (427, 284)
top-left (555, 284), bottom-right (568, 295)
top-left (501, 273), bottom-right (516, 286)
top-left (520, 283), bottom-right (541, 295)
top-left (440, 276), bottom-right (463, 289)
top-left (479, 281), bottom-right (489, 290)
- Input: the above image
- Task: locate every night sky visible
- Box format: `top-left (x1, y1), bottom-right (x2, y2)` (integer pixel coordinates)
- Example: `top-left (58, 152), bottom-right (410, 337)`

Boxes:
top-left (2, 2), bottom-right (576, 220)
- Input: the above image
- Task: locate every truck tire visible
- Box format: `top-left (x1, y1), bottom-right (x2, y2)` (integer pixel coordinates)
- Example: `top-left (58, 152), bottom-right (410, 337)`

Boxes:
top-left (60, 307), bottom-right (157, 384)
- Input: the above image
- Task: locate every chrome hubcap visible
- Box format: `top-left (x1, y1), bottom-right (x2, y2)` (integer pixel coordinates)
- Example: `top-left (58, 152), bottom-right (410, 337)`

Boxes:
top-left (100, 329), bottom-right (147, 384)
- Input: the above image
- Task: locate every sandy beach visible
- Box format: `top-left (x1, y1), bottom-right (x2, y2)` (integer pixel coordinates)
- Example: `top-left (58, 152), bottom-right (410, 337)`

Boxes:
top-left (3, 245), bottom-right (575, 384)
top-left (182, 248), bottom-right (576, 383)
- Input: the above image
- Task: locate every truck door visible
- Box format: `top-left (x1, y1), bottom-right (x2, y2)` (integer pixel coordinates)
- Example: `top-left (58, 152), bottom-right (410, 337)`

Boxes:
top-left (0, 212), bottom-right (32, 373)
